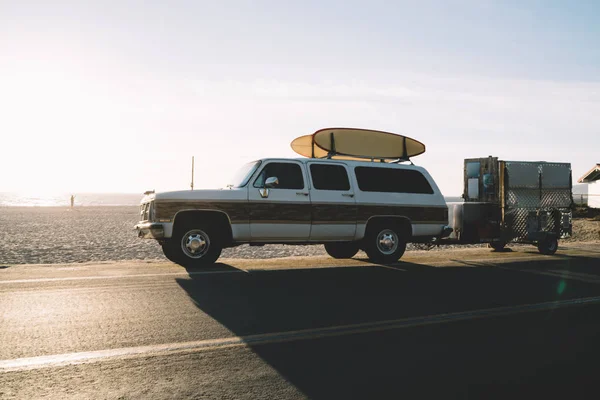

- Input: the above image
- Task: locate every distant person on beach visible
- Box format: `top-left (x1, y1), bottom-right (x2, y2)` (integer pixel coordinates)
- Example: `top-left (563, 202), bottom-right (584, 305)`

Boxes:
top-left (70, 195), bottom-right (75, 208)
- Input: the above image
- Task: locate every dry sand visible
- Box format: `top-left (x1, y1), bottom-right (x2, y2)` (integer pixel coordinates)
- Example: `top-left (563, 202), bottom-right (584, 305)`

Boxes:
top-left (0, 206), bottom-right (598, 265)
top-left (0, 206), bottom-right (327, 265)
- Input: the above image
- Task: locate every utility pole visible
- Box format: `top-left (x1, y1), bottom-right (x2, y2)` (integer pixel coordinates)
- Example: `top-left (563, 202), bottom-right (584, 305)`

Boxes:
top-left (190, 156), bottom-right (194, 190)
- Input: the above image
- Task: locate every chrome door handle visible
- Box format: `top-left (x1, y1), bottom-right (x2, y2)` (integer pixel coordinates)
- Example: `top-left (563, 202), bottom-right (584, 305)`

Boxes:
top-left (296, 192), bottom-right (309, 196)
top-left (342, 193), bottom-right (355, 198)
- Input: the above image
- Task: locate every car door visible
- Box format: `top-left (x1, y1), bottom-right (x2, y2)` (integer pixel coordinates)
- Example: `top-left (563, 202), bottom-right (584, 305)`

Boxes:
top-left (308, 162), bottom-right (357, 240)
top-left (248, 161), bottom-right (311, 240)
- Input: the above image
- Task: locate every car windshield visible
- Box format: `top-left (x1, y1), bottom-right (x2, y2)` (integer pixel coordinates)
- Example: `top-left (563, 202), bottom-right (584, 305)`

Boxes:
top-left (228, 160), bottom-right (261, 188)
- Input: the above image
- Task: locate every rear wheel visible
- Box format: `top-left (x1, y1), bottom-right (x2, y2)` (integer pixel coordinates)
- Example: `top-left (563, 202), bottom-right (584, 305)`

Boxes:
top-left (167, 224), bottom-right (222, 267)
top-left (364, 225), bottom-right (407, 264)
top-left (537, 237), bottom-right (558, 255)
top-left (324, 242), bottom-right (360, 259)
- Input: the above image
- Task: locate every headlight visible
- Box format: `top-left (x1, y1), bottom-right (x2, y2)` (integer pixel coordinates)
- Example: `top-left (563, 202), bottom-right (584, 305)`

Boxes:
top-left (149, 201), bottom-right (155, 221)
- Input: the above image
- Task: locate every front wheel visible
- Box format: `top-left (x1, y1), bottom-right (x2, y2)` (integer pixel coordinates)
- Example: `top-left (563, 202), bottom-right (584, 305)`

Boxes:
top-left (161, 242), bottom-right (179, 263)
top-left (537, 237), bottom-right (558, 255)
top-left (364, 225), bottom-right (407, 264)
top-left (167, 225), bottom-right (222, 267)
top-left (488, 241), bottom-right (506, 251)
top-left (324, 242), bottom-right (360, 259)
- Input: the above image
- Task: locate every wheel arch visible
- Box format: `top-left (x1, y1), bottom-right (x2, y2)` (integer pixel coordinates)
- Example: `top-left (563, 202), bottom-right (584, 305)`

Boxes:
top-left (363, 216), bottom-right (413, 239)
top-left (172, 209), bottom-right (233, 247)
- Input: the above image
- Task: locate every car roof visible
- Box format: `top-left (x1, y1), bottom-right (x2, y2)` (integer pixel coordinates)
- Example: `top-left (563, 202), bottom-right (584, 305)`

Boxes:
top-left (257, 157), bottom-right (426, 170)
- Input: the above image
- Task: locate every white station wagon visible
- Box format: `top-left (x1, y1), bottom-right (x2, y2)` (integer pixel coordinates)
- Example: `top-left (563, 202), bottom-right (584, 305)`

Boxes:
top-left (135, 128), bottom-right (449, 266)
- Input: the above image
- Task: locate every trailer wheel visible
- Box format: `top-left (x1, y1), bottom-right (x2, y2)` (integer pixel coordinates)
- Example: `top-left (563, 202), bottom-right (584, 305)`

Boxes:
top-left (324, 242), bottom-right (360, 259)
top-left (537, 237), bottom-right (558, 255)
top-left (488, 241), bottom-right (506, 252)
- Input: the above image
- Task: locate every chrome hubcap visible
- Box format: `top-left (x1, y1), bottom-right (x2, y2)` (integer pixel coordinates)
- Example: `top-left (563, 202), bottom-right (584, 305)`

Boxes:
top-left (181, 230), bottom-right (210, 258)
top-left (377, 229), bottom-right (398, 255)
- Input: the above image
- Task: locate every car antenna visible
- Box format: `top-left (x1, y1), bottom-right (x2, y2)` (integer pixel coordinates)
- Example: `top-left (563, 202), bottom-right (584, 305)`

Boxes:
top-left (190, 156), bottom-right (194, 190)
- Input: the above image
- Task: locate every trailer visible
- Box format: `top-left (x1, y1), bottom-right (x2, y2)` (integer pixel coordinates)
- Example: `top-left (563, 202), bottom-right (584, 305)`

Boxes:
top-left (445, 156), bottom-right (573, 254)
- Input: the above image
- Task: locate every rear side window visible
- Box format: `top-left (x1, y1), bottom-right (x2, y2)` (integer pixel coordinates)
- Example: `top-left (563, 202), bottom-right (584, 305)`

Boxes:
top-left (354, 166), bottom-right (434, 194)
top-left (310, 164), bottom-right (350, 191)
top-left (253, 162), bottom-right (304, 189)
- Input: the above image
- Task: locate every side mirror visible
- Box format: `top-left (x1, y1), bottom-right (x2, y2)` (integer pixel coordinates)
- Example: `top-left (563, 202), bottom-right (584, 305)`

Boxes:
top-left (265, 176), bottom-right (279, 188)
top-left (259, 176), bottom-right (279, 198)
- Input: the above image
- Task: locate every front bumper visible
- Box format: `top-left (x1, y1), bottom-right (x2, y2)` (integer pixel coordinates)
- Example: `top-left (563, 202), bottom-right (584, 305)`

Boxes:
top-left (135, 222), bottom-right (165, 239)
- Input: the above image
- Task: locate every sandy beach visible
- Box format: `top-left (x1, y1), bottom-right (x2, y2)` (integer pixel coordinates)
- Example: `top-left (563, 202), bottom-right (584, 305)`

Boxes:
top-left (0, 206), bottom-right (329, 265)
top-left (0, 206), bottom-right (598, 265)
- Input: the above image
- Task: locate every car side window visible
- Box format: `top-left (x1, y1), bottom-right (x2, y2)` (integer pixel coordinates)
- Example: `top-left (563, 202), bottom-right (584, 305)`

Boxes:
top-left (310, 164), bottom-right (350, 191)
top-left (253, 162), bottom-right (304, 189)
top-left (354, 166), bottom-right (434, 194)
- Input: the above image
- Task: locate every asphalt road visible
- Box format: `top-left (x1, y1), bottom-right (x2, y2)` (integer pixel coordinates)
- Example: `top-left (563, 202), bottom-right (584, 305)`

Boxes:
top-left (2, 244), bottom-right (600, 399)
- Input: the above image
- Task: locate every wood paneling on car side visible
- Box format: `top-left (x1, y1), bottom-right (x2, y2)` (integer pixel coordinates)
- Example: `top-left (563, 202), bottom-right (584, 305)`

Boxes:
top-left (155, 201), bottom-right (447, 225)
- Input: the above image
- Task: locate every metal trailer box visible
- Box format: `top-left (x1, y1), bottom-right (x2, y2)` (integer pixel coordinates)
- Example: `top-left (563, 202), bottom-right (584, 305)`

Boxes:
top-left (454, 157), bottom-right (573, 245)
top-left (447, 202), bottom-right (501, 242)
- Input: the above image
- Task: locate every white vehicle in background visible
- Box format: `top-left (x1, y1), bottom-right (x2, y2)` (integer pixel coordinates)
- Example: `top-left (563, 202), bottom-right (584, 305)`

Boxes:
top-left (135, 128), bottom-right (450, 267)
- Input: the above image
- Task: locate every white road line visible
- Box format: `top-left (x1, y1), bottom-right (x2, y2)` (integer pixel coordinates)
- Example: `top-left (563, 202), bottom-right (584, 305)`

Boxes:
top-left (0, 269), bottom-right (245, 284)
top-left (496, 266), bottom-right (600, 284)
top-left (548, 270), bottom-right (600, 280)
top-left (375, 265), bottom-right (407, 272)
top-left (2, 295), bottom-right (600, 372)
top-left (0, 254), bottom-right (571, 285)
top-left (528, 269), bottom-right (600, 284)
top-left (434, 254), bottom-right (557, 267)
top-left (0, 281), bottom-right (180, 295)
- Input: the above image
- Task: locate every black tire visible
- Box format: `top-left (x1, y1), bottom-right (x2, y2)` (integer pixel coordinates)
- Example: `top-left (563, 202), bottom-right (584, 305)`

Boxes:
top-left (364, 224), bottom-right (407, 264)
top-left (324, 242), bottom-right (360, 259)
top-left (167, 223), bottom-right (223, 267)
top-left (488, 241), bottom-right (506, 251)
top-left (160, 241), bottom-right (179, 263)
top-left (537, 237), bottom-right (558, 255)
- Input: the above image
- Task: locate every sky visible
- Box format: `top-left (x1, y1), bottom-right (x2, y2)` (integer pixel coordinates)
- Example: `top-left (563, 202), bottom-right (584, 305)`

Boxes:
top-left (1, 0), bottom-right (599, 196)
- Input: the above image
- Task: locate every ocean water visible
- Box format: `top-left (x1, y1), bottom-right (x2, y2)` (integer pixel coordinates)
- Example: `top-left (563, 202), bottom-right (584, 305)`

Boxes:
top-left (0, 192), bottom-right (465, 207)
top-left (0, 192), bottom-right (143, 207)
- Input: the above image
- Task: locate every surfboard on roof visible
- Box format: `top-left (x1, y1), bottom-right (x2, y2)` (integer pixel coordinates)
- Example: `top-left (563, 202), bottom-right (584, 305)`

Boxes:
top-left (290, 127), bottom-right (426, 161)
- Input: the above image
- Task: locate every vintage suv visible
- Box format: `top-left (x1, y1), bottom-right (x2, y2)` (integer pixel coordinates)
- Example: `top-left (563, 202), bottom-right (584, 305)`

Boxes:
top-left (135, 128), bottom-right (449, 266)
